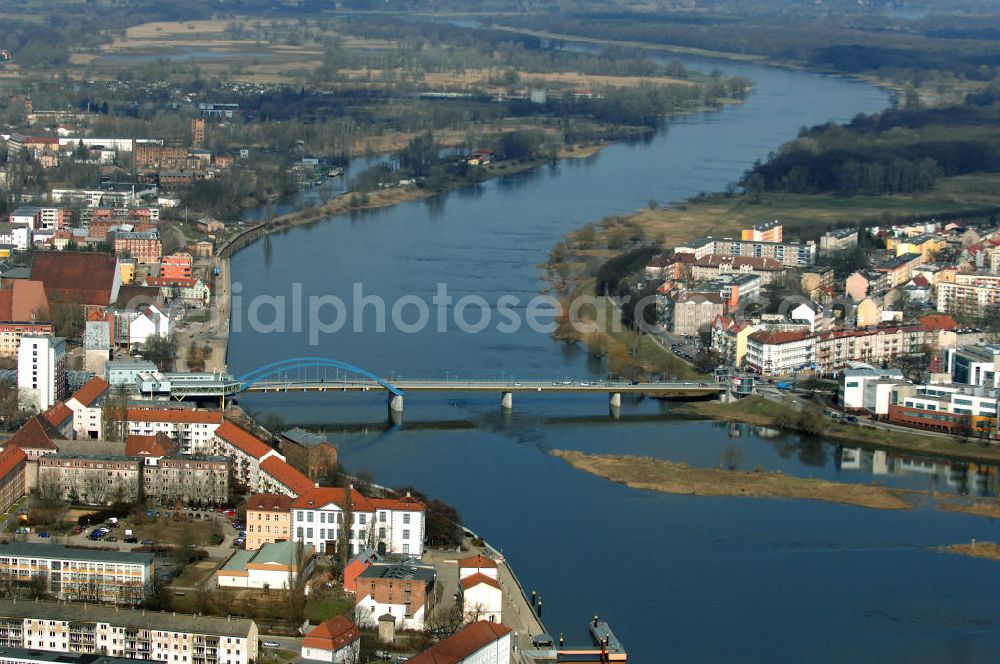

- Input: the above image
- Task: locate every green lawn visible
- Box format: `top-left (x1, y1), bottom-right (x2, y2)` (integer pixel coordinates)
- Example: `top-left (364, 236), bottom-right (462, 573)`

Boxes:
top-left (304, 590), bottom-right (354, 623)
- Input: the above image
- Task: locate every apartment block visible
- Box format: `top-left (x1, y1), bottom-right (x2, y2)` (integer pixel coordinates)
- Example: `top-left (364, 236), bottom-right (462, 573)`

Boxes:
top-left (936, 273), bottom-right (1000, 316)
top-left (0, 599), bottom-right (258, 664)
top-left (37, 453), bottom-right (141, 505)
top-left (211, 422), bottom-right (283, 491)
top-left (744, 330), bottom-right (815, 376)
top-left (113, 230), bottom-right (162, 265)
top-left (0, 543), bottom-right (152, 605)
top-left (127, 407), bottom-right (223, 454)
top-left (144, 456), bottom-right (230, 506)
top-left (17, 335), bottom-right (66, 413)
top-left (741, 220), bottom-right (783, 243)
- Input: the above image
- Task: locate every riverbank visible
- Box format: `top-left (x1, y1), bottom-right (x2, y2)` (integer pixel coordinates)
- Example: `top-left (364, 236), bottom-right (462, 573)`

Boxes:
top-left (551, 449), bottom-right (911, 510)
top-left (673, 396), bottom-right (1000, 465)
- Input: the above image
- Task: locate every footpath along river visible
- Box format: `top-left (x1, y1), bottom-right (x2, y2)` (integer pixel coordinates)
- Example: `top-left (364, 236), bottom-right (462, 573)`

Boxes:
top-left (228, 52), bottom-right (1000, 662)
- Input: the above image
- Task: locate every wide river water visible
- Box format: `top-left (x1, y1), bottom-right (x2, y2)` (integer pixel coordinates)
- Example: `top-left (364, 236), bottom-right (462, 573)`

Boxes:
top-left (228, 53), bottom-right (1000, 661)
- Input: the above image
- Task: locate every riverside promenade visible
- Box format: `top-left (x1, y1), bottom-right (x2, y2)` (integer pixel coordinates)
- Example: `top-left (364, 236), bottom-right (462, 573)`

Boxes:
top-left (423, 534), bottom-right (546, 655)
top-left (466, 531), bottom-right (547, 653)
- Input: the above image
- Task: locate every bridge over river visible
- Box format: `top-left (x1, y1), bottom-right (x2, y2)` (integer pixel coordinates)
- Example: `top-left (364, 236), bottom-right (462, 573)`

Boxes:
top-left (158, 357), bottom-right (725, 415)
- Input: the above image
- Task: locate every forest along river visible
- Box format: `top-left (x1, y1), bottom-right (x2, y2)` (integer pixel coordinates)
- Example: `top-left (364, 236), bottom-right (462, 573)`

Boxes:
top-left (228, 53), bottom-right (1000, 661)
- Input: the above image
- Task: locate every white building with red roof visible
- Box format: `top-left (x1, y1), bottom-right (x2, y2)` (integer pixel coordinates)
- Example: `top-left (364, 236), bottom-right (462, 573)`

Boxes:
top-left (409, 621), bottom-right (512, 664)
top-left (300, 616), bottom-right (360, 663)
top-left (127, 406), bottom-right (223, 454)
top-left (66, 376), bottom-right (110, 439)
top-left (460, 573), bottom-right (502, 624)
top-left (291, 487), bottom-right (426, 558)
top-left (371, 493), bottom-right (426, 558)
top-left (458, 554), bottom-right (498, 580)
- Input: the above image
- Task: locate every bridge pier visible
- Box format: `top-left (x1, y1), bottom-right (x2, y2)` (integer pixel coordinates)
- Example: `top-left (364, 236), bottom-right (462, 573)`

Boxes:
top-left (388, 394), bottom-right (404, 414)
top-left (609, 392), bottom-right (622, 408)
top-left (501, 391), bottom-right (513, 411)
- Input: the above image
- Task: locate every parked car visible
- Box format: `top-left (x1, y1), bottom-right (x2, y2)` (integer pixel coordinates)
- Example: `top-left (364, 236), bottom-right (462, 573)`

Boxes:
top-left (39, 532), bottom-right (49, 538)
top-left (124, 537), bottom-right (138, 544)
top-left (262, 641), bottom-right (280, 649)
top-left (141, 539), bottom-right (155, 546)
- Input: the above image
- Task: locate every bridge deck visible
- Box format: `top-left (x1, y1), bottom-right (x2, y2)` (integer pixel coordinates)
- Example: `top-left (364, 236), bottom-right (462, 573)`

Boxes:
top-left (243, 380), bottom-right (723, 393)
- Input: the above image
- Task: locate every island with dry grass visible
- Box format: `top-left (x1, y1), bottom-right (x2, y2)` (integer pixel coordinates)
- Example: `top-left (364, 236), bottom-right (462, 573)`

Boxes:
top-left (551, 449), bottom-right (912, 511)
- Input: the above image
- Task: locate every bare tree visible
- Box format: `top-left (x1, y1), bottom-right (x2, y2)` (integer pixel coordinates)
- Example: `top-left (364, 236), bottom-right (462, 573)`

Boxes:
top-left (424, 605), bottom-right (464, 639)
top-left (102, 385), bottom-right (131, 442)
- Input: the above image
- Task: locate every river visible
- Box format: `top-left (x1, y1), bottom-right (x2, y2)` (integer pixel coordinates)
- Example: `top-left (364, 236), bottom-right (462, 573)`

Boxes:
top-left (227, 53), bottom-right (1000, 661)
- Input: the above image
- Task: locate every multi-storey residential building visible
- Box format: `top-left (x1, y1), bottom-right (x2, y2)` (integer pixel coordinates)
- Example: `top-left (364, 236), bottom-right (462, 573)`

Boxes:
top-left (17, 335), bottom-right (66, 412)
top-left (37, 453), bottom-right (141, 505)
top-left (888, 233), bottom-right (946, 261)
top-left (947, 345), bottom-right (1000, 388)
top-left (741, 220), bottom-right (783, 243)
top-left (355, 560), bottom-right (436, 630)
top-left (813, 324), bottom-right (929, 375)
top-left (0, 648), bottom-right (157, 664)
top-left (672, 292), bottom-right (725, 337)
top-left (0, 599), bottom-right (258, 664)
top-left (873, 252), bottom-right (924, 289)
top-left (676, 236), bottom-right (816, 267)
top-left (246, 493), bottom-right (293, 550)
top-left (134, 145), bottom-right (189, 170)
top-left (212, 422), bottom-right (283, 491)
top-left (0, 544), bottom-right (152, 605)
top-left (144, 456), bottom-right (230, 506)
top-left (65, 376), bottom-right (110, 440)
top-left (936, 273), bottom-right (1000, 316)
top-left (257, 457), bottom-right (315, 498)
top-left (160, 252), bottom-right (193, 279)
top-left (689, 255), bottom-right (786, 286)
top-left (0, 446), bottom-right (27, 515)
top-left (291, 487), bottom-right (426, 559)
top-left (744, 330), bottom-right (815, 376)
top-left (711, 315), bottom-right (756, 368)
top-left (113, 230), bottom-right (162, 264)
top-left (819, 227), bottom-right (858, 255)
top-left (127, 407), bottom-right (223, 454)
top-left (0, 322), bottom-right (54, 359)
top-left (10, 207), bottom-right (74, 231)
